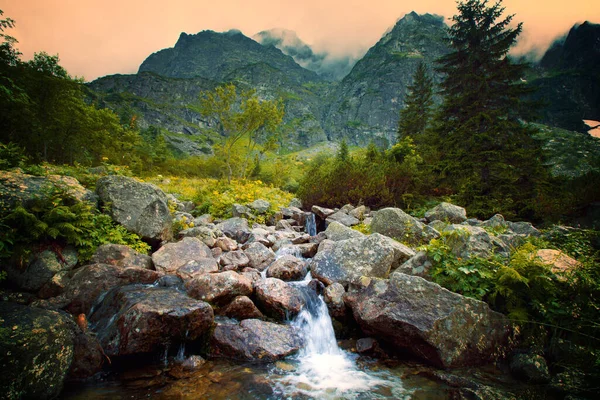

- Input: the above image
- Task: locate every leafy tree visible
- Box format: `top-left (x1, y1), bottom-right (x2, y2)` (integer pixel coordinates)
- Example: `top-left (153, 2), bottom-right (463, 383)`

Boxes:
top-left (431, 0), bottom-right (545, 219)
top-left (199, 84), bottom-right (284, 182)
top-left (397, 61), bottom-right (434, 143)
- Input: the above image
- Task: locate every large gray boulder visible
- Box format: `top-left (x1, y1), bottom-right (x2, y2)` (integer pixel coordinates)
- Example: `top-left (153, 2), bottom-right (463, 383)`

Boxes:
top-left (88, 285), bottom-right (214, 357)
top-left (350, 273), bottom-right (512, 368)
top-left (152, 237), bottom-right (212, 274)
top-left (248, 199), bottom-right (271, 214)
top-left (210, 319), bottom-right (303, 362)
top-left (90, 244), bottom-right (152, 270)
top-left (326, 211), bottom-right (360, 227)
top-left (309, 233), bottom-right (414, 286)
top-left (244, 242), bottom-right (276, 271)
top-left (324, 220), bottom-right (365, 241)
top-left (443, 225), bottom-right (494, 258)
top-left (424, 202), bottom-right (467, 224)
top-left (216, 217), bottom-right (251, 243)
top-left (0, 302), bottom-right (76, 400)
top-left (185, 271), bottom-right (253, 305)
top-left (371, 207), bottom-right (436, 246)
top-left (254, 278), bottom-right (305, 320)
top-left (96, 175), bottom-right (172, 241)
top-left (5, 246), bottom-right (78, 292)
top-left (392, 251), bottom-right (433, 279)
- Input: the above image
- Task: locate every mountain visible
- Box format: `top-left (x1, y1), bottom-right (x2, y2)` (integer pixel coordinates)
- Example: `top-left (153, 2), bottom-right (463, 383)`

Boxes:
top-left (529, 21), bottom-right (600, 132)
top-left (252, 29), bottom-right (359, 81)
top-left (322, 12), bottom-right (449, 145)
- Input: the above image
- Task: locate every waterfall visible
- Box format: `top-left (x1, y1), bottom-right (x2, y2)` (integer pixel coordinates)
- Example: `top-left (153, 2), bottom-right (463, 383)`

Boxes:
top-left (305, 212), bottom-right (317, 236)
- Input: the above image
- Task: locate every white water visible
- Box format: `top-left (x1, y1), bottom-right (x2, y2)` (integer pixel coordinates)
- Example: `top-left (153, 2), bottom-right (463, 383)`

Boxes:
top-left (261, 245), bottom-right (305, 279)
top-left (305, 212), bottom-right (317, 236)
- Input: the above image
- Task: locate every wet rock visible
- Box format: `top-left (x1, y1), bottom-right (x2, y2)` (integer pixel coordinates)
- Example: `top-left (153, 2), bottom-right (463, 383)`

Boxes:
top-left (63, 264), bottom-right (160, 315)
top-left (152, 237), bottom-right (212, 274)
top-left (176, 258), bottom-right (219, 280)
top-left (291, 234), bottom-right (310, 244)
top-left (324, 282), bottom-right (346, 318)
top-left (220, 296), bottom-right (264, 320)
top-left (217, 217), bottom-right (251, 244)
top-left (0, 302), bottom-right (75, 400)
top-left (350, 273), bottom-right (512, 368)
top-left (88, 285), bottom-right (214, 357)
top-left (326, 211), bottom-right (360, 227)
top-left (219, 250), bottom-right (250, 271)
top-left (324, 220), bottom-right (365, 241)
top-left (210, 319), bottom-right (303, 361)
top-left (248, 199), bottom-right (271, 214)
top-left (155, 274), bottom-right (183, 288)
top-left (297, 243), bottom-right (319, 258)
top-left (310, 233), bottom-right (413, 286)
top-left (424, 202), bottom-right (467, 224)
top-left (356, 337), bottom-right (379, 354)
top-left (266, 255), bottom-right (308, 281)
top-left (96, 175), bottom-right (172, 241)
top-left (67, 332), bottom-right (104, 381)
top-left (5, 246), bottom-right (78, 292)
top-left (254, 278), bottom-right (305, 320)
top-left (510, 353), bottom-right (550, 383)
top-left (90, 244), bottom-right (153, 270)
top-left (185, 271), bottom-right (253, 305)
top-left (371, 207), bottom-right (437, 246)
top-left (244, 242), bottom-right (276, 271)
top-left (311, 205), bottom-right (336, 219)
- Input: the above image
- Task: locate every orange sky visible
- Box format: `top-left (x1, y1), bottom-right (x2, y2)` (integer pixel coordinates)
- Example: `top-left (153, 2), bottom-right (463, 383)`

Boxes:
top-left (3, 0), bottom-right (599, 82)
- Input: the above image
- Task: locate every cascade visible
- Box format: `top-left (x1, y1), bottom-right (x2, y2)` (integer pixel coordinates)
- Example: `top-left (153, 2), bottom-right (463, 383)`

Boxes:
top-left (305, 212), bottom-right (317, 236)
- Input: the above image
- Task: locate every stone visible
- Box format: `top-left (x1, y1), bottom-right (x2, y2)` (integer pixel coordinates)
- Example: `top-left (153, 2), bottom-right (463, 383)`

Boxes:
top-left (392, 251), bottom-right (433, 279)
top-left (232, 203), bottom-right (253, 219)
top-left (178, 226), bottom-right (218, 247)
top-left (96, 175), bottom-right (172, 241)
top-left (67, 332), bottom-right (104, 381)
top-left (276, 219), bottom-right (294, 231)
top-left (481, 214), bottom-right (508, 230)
top-left (266, 255), bottom-right (308, 281)
top-left (5, 246), bottom-right (78, 292)
top-left (324, 282), bottom-right (346, 318)
top-left (324, 220), bottom-right (365, 241)
top-left (248, 199), bottom-right (271, 214)
top-left (176, 258), bottom-right (219, 280)
top-left (326, 211), bottom-right (360, 227)
top-left (443, 225), bottom-right (495, 259)
top-left (220, 296), bottom-right (264, 320)
top-left (244, 242), bottom-right (276, 271)
top-left (210, 319), bottom-right (303, 362)
top-left (215, 236), bottom-right (238, 251)
top-left (90, 244), bottom-right (153, 270)
top-left (349, 205), bottom-right (367, 220)
top-left (510, 353), bottom-right (550, 383)
top-left (0, 302), bottom-right (76, 400)
top-left (152, 237), bottom-right (212, 274)
top-left (254, 278), bottom-right (305, 320)
top-left (356, 337), bottom-right (379, 354)
top-left (350, 273), bottom-right (512, 368)
top-left (217, 217), bottom-right (251, 244)
top-left (155, 274), bottom-right (184, 288)
top-left (508, 221), bottom-right (541, 237)
top-left (371, 207), bottom-right (434, 246)
top-left (88, 285), bottom-right (213, 357)
top-left (340, 204), bottom-right (355, 213)
top-left (63, 264), bottom-right (160, 315)
top-left (424, 202), bottom-right (467, 224)
top-left (311, 205), bottom-right (335, 219)
top-left (310, 233), bottom-right (413, 286)
top-left (38, 271), bottom-right (70, 299)
top-left (185, 271), bottom-right (253, 305)
top-left (536, 249), bottom-right (580, 275)
top-left (219, 250), bottom-right (250, 270)
top-left (289, 198), bottom-right (303, 208)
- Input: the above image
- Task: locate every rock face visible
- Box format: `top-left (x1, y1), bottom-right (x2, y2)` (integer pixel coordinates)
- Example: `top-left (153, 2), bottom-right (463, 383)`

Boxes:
top-left (96, 175), bottom-right (172, 241)
top-left (424, 202), bottom-right (467, 224)
top-left (210, 319), bottom-right (303, 361)
top-left (5, 246), bottom-right (78, 292)
top-left (350, 273), bottom-right (512, 368)
top-left (185, 271), bottom-right (253, 305)
top-left (63, 264), bottom-right (161, 315)
top-left (371, 207), bottom-right (435, 246)
top-left (90, 244), bottom-right (153, 269)
top-left (310, 233), bottom-right (413, 285)
top-left (254, 278), bottom-right (305, 320)
top-left (0, 302), bottom-right (75, 400)
top-left (88, 285), bottom-right (214, 357)
top-left (152, 237), bottom-right (212, 273)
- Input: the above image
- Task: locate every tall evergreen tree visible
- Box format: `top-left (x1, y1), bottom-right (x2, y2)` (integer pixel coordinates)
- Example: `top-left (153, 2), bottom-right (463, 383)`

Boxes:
top-left (432, 0), bottom-right (544, 218)
top-left (397, 61), bottom-right (434, 143)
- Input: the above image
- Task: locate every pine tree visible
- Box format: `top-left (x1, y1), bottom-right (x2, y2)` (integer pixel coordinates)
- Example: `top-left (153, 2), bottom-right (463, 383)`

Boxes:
top-left (397, 61), bottom-right (434, 143)
top-left (432, 0), bottom-right (544, 218)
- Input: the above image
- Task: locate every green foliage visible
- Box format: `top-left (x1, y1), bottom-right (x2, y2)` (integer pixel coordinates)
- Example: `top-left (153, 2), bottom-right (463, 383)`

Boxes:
top-left (0, 141), bottom-right (27, 169)
top-left (397, 61), bottom-right (434, 142)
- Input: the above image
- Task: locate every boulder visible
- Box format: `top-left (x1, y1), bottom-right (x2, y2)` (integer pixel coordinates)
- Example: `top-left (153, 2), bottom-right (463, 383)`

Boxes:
top-left (88, 285), bottom-right (213, 357)
top-left (326, 211), bottom-right (360, 227)
top-left (392, 251), bottom-right (433, 279)
top-left (349, 205), bottom-right (368, 221)
top-left (5, 246), bottom-right (78, 292)
top-left (178, 226), bottom-right (218, 247)
top-left (510, 353), bottom-right (550, 383)
top-left (38, 271), bottom-right (70, 299)
top-left (443, 225), bottom-right (494, 258)
top-left (289, 198), bottom-right (303, 209)
top-left (63, 264), bottom-right (160, 315)
top-left (536, 249), bottom-right (580, 275)
top-left (210, 319), bottom-right (303, 362)
top-left (96, 175), bottom-right (172, 241)
top-left (350, 273), bottom-right (512, 368)
top-left (266, 255), bottom-right (307, 281)
top-left (371, 207), bottom-right (435, 246)
top-left (90, 244), bottom-right (152, 270)
top-left (424, 202), bottom-right (467, 224)
top-left (248, 199), bottom-right (271, 214)
top-left (0, 302), bottom-right (75, 400)
top-left (244, 242), bottom-right (276, 271)
top-left (219, 250), bottom-right (250, 270)
top-left (152, 237), bottom-right (212, 274)
top-left (219, 296), bottom-right (264, 320)
top-left (481, 214), bottom-right (508, 230)
top-left (67, 332), bottom-right (104, 381)
top-left (176, 258), bottom-right (219, 280)
top-left (232, 203), bottom-right (253, 219)
top-left (276, 219), bottom-right (294, 231)
top-left (324, 220), bottom-right (365, 241)
top-left (217, 217), bottom-right (251, 244)
top-left (215, 236), bottom-right (238, 251)
top-left (254, 278), bottom-right (305, 320)
top-left (155, 274), bottom-right (183, 288)
top-left (185, 271), bottom-right (253, 305)
top-left (309, 233), bottom-right (413, 286)
top-left (508, 221), bottom-right (541, 237)
top-left (324, 282), bottom-right (346, 318)
top-left (356, 337), bottom-right (379, 354)
top-left (311, 205), bottom-right (335, 219)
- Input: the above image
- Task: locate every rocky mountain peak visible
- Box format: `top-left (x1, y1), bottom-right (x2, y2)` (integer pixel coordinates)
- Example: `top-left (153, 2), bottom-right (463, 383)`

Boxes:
top-left (540, 21), bottom-right (600, 71)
